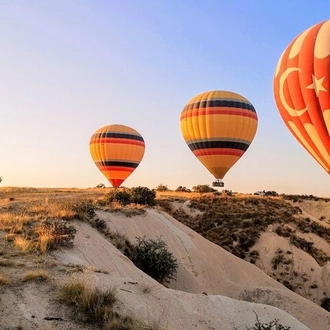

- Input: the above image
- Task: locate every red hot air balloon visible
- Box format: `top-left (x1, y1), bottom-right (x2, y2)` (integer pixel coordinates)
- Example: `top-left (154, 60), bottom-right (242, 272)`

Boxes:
top-left (273, 20), bottom-right (330, 175)
top-left (89, 124), bottom-right (145, 188)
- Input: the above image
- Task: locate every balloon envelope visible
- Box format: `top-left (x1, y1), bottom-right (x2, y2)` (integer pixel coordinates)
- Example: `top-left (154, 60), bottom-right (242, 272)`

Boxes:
top-left (180, 90), bottom-right (258, 180)
top-left (273, 20), bottom-right (330, 175)
top-left (89, 124), bottom-right (145, 188)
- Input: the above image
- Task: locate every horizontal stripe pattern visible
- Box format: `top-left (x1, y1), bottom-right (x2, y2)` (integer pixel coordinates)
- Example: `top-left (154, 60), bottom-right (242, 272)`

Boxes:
top-left (180, 108), bottom-right (257, 120)
top-left (95, 161), bottom-right (139, 168)
top-left (98, 166), bottom-right (134, 173)
top-left (91, 132), bottom-right (144, 142)
top-left (89, 124), bottom-right (145, 188)
top-left (180, 90), bottom-right (258, 180)
top-left (90, 137), bottom-right (145, 147)
top-left (193, 148), bottom-right (244, 157)
top-left (183, 99), bottom-right (256, 112)
top-left (187, 137), bottom-right (251, 144)
top-left (188, 141), bottom-right (250, 152)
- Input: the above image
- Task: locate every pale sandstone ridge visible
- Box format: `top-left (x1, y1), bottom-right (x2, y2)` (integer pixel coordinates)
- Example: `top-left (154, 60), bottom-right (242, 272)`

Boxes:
top-left (1, 199), bottom-right (329, 329)
top-left (56, 208), bottom-right (330, 330)
top-left (54, 220), bottom-right (311, 330)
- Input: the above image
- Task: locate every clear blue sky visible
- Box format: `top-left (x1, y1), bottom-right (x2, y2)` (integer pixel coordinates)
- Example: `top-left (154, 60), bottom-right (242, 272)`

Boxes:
top-left (1, 0), bottom-right (330, 196)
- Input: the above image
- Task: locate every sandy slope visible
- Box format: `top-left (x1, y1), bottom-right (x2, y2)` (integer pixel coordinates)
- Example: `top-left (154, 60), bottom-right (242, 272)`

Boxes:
top-left (1, 201), bottom-right (329, 329)
top-left (295, 200), bottom-right (330, 223)
top-left (52, 221), bottom-right (310, 330)
top-left (87, 209), bottom-right (330, 330)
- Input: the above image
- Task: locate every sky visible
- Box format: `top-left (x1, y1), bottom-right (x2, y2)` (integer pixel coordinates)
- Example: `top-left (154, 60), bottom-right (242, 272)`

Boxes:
top-left (1, 0), bottom-right (330, 196)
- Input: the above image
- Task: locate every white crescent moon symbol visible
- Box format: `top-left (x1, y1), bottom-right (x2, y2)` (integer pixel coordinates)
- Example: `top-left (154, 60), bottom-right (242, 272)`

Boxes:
top-left (279, 67), bottom-right (309, 117)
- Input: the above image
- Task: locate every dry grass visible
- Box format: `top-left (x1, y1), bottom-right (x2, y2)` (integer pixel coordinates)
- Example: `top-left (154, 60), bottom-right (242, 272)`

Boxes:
top-left (34, 219), bottom-right (77, 253)
top-left (156, 190), bottom-right (202, 201)
top-left (57, 280), bottom-right (117, 325)
top-left (0, 212), bottom-right (31, 233)
top-left (22, 270), bottom-right (49, 282)
top-left (38, 232), bottom-right (53, 254)
top-left (57, 280), bottom-right (162, 329)
top-left (105, 315), bottom-right (147, 330)
top-left (0, 259), bottom-right (14, 267)
top-left (96, 193), bottom-right (148, 217)
top-left (0, 273), bottom-right (10, 285)
top-left (0, 190), bottom-right (93, 255)
top-left (159, 194), bottom-right (296, 260)
top-left (14, 236), bottom-right (36, 253)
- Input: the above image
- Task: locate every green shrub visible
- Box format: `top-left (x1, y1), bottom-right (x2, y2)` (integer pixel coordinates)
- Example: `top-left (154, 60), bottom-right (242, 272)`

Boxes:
top-left (107, 190), bottom-right (131, 206)
top-left (156, 184), bottom-right (168, 192)
top-left (132, 237), bottom-right (178, 284)
top-left (108, 232), bottom-right (134, 259)
top-left (36, 219), bottom-right (77, 249)
top-left (247, 312), bottom-right (291, 330)
top-left (94, 218), bottom-right (107, 231)
top-left (321, 297), bottom-right (330, 312)
top-left (175, 186), bottom-right (191, 192)
top-left (73, 200), bottom-right (96, 220)
top-left (275, 226), bottom-right (292, 238)
top-left (192, 185), bottom-right (216, 193)
top-left (130, 187), bottom-right (156, 206)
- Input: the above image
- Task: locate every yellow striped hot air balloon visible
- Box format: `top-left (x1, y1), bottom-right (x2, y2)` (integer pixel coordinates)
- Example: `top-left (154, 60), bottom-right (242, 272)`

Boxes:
top-left (180, 90), bottom-right (258, 186)
top-left (89, 124), bottom-right (145, 188)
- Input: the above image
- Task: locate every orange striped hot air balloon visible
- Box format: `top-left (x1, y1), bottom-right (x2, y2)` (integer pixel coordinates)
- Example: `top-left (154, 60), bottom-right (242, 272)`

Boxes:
top-left (89, 124), bottom-right (145, 188)
top-left (180, 90), bottom-right (258, 186)
top-left (273, 20), bottom-right (330, 175)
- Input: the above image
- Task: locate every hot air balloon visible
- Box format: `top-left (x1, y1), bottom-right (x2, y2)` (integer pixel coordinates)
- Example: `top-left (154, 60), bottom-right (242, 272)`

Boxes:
top-left (180, 90), bottom-right (258, 187)
top-left (273, 20), bottom-right (330, 175)
top-left (89, 124), bottom-right (145, 188)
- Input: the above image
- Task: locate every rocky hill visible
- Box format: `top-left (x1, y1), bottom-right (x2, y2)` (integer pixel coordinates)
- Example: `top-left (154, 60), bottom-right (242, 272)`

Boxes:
top-left (0, 187), bottom-right (329, 330)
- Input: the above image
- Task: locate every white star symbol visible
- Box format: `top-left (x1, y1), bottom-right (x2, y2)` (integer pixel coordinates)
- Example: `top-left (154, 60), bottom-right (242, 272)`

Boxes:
top-left (306, 75), bottom-right (327, 97)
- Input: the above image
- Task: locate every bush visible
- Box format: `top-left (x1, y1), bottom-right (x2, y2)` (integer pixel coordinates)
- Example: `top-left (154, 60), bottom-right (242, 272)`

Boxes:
top-left (108, 232), bottom-right (134, 259)
top-left (156, 184), bottom-right (168, 192)
top-left (175, 186), bottom-right (191, 192)
top-left (73, 200), bottom-right (96, 220)
top-left (321, 297), bottom-right (330, 312)
top-left (107, 189), bottom-right (131, 206)
top-left (106, 187), bottom-right (156, 206)
top-left (130, 187), bottom-right (156, 206)
top-left (264, 191), bottom-right (278, 197)
top-left (192, 185), bottom-right (216, 193)
top-left (247, 311), bottom-right (291, 330)
top-left (35, 219), bottom-right (77, 250)
top-left (132, 237), bottom-right (178, 284)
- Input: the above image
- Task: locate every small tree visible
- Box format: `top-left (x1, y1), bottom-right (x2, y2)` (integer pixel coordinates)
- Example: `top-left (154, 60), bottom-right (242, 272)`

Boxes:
top-left (192, 184), bottom-right (216, 193)
top-left (321, 297), bottom-right (330, 312)
top-left (35, 219), bottom-right (77, 250)
top-left (130, 187), bottom-right (156, 206)
top-left (175, 186), bottom-right (191, 192)
top-left (107, 189), bottom-right (131, 205)
top-left (0, 176), bottom-right (2, 183)
top-left (247, 311), bottom-right (291, 330)
top-left (156, 184), bottom-right (168, 192)
top-left (132, 237), bottom-right (178, 284)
